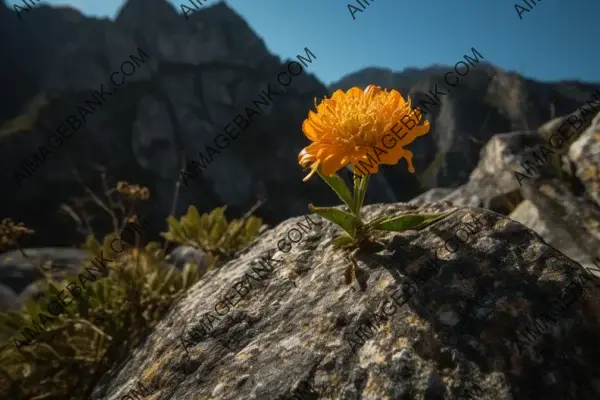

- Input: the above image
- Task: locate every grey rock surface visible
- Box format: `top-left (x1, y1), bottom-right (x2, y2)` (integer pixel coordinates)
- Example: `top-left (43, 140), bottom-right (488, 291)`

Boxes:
top-left (509, 199), bottom-right (600, 278)
top-left (90, 204), bottom-right (600, 399)
top-left (409, 188), bottom-right (454, 205)
top-left (166, 245), bottom-right (209, 275)
top-left (414, 110), bottom-right (600, 273)
top-left (569, 111), bottom-right (600, 208)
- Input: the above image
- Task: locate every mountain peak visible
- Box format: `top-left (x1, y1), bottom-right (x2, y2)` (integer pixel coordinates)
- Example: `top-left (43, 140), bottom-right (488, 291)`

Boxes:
top-left (116, 0), bottom-right (179, 24)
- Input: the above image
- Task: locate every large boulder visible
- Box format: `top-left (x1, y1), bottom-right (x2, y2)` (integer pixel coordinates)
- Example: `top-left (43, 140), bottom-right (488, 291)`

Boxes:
top-left (90, 203), bottom-right (600, 399)
top-left (419, 109), bottom-right (600, 273)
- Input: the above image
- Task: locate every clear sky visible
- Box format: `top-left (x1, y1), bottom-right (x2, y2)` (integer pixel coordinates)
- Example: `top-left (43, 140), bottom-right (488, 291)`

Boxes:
top-left (6, 0), bottom-right (600, 86)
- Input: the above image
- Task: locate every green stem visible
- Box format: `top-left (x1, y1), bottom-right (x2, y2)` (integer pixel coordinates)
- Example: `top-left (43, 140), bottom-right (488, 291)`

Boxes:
top-left (352, 174), bottom-right (370, 241)
top-left (354, 174), bottom-right (370, 219)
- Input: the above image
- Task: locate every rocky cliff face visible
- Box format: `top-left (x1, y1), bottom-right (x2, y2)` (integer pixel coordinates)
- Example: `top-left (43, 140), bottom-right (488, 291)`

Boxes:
top-left (2, 0), bottom-right (600, 249)
top-left (0, 0), bottom-right (396, 248)
top-left (330, 66), bottom-right (600, 196)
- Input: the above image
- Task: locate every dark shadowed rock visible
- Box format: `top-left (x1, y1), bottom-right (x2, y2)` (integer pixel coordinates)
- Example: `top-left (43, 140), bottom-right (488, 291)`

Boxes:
top-left (0, 283), bottom-right (18, 312)
top-left (3, 0), bottom-right (600, 248)
top-left (0, 0), bottom-right (395, 249)
top-left (0, 247), bottom-right (90, 294)
top-left (90, 203), bottom-right (600, 399)
top-left (166, 245), bottom-right (208, 275)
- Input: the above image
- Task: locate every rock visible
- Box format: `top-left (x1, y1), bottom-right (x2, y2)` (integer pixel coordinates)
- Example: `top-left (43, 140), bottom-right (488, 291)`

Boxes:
top-left (330, 66), bottom-right (600, 198)
top-left (409, 188), bottom-right (454, 205)
top-left (90, 204), bottom-right (600, 399)
top-left (0, 0), bottom-right (397, 247)
top-left (518, 180), bottom-right (600, 269)
top-left (0, 283), bottom-right (19, 312)
top-left (421, 114), bottom-right (600, 277)
top-left (0, 247), bottom-right (90, 294)
top-left (509, 199), bottom-right (600, 277)
top-left (166, 245), bottom-right (208, 275)
top-left (434, 130), bottom-right (538, 213)
top-left (569, 111), bottom-right (600, 208)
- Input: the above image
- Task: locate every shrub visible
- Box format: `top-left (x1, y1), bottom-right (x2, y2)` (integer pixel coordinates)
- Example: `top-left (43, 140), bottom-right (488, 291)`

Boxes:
top-left (0, 178), bottom-right (264, 399)
top-left (162, 205), bottom-right (263, 270)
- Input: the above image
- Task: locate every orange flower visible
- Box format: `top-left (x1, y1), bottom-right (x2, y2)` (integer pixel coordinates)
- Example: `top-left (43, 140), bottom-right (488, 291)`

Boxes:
top-left (298, 85), bottom-right (430, 181)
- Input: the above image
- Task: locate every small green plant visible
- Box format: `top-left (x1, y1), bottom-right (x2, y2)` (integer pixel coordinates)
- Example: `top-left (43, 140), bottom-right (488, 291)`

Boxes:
top-left (0, 93), bottom-right (54, 137)
top-left (0, 177), bottom-right (264, 399)
top-left (161, 204), bottom-right (264, 268)
top-left (0, 237), bottom-right (200, 400)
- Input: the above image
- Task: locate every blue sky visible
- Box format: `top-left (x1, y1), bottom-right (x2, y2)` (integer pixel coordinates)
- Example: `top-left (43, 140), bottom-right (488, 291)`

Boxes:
top-left (7, 0), bottom-right (600, 86)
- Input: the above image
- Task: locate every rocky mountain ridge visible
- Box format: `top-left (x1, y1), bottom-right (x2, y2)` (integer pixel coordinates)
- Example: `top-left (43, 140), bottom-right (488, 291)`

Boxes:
top-left (2, 1), bottom-right (600, 399)
top-left (0, 0), bottom-right (599, 254)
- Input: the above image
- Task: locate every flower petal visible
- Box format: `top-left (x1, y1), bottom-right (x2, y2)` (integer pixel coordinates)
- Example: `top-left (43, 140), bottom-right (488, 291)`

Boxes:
top-left (297, 85), bottom-right (430, 181)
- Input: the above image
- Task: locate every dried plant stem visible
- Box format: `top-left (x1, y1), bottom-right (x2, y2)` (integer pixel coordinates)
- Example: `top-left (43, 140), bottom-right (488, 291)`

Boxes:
top-left (16, 244), bottom-right (48, 277)
top-left (75, 318), bottom-right (113, 341)
top-left (74, 171), bottom-right (120, 233)
top-left (163, 159), bottom-right (186, 254)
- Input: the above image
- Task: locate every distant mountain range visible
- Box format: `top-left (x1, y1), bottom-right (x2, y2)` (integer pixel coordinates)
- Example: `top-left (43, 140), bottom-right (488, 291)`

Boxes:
top-left (1, 0), bottom-right (600, 248)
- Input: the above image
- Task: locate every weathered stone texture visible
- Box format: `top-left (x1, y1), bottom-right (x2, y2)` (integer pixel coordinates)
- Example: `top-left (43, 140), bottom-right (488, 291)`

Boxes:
top-left (90, 205), bottom-right (600, 399)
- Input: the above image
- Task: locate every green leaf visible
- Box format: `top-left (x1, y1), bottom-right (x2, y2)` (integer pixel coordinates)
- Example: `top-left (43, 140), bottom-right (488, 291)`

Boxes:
top-left (200, 213), bottom-right (210, 232)
top-left (166, 216), bottom-right (186, 242)
top-left (1, 310), bottom-right (24, 331)
top-left (354, 174), bottom-right (370, 216)
top-left (369, 212), bottom-right (452, 233)
top-left (220, 219), bottom-right (242, 247)
top-left (210, 217), bottom-right (228, 243)
top-left (96, 280), bottom-right (106, 305)
top-left (82, 234), bottom-right (103, 257)
top-left (180, 217), bottom-right (196, 240)
top-left (331, 234), bottom-right (356, 248)
top-left (23, 298), bottom-right (41, 320)
top-left (102, 233), bottom-right (119, 258)
top-left (316, 168), bottom-right (354, 211)
top-left (308, 204), bottom-right (359, 238)
top-left (188, 205), bottom-right (201, 227)
top-left (364, 214), bottom-right (392, 231)
top-left (207, 206), bottom-right (227, 232)
top-left (245, 216), bottom-right (262, 238)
